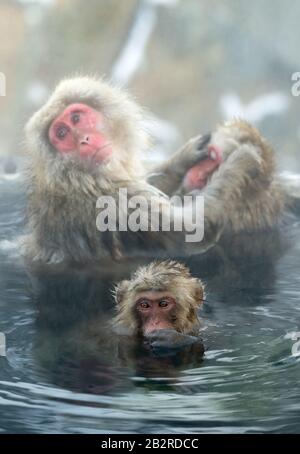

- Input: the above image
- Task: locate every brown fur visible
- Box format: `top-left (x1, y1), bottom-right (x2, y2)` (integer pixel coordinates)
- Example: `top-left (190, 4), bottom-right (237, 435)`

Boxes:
top-left (24, 76), bottom-right (228, 266)
top-left (209, 120), bottom-right (286, 233)
top-left (114, 260), bottom-right (204, 336)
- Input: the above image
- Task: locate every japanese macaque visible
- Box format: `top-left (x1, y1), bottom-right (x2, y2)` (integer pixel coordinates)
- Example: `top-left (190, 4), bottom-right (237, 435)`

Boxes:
top-left (153, 119), bottom-right (299, 235)
top-left (24, 79), bottom-right (172, 264)
top-left (24, 76), bottom-right (236, 266)
top-left (114, 260), bottom-right (205, 354)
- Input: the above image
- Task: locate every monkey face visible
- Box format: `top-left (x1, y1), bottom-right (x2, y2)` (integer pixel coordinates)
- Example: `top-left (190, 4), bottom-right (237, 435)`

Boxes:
top-left (135, 291), bottom-right (177, 335)
top-left (48, 103), bottom-right (113, 164)
top-left (115, 261), bottom-right (204, 339)
top-left (183, 142), bottom-right (223, 191)
top-left (25, 77), bottom-right (147, 188)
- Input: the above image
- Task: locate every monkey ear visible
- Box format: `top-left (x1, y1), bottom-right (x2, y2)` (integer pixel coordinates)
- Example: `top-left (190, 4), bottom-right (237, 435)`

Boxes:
top-left (114, 280), bottom-right (130, 305)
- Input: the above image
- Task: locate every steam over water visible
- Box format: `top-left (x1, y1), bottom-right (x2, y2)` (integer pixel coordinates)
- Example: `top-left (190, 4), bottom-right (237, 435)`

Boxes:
top-left (0, 174), bottom-right (300, 434)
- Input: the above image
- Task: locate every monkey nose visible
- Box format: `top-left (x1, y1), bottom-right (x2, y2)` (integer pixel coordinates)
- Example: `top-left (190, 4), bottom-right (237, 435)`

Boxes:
top-left (80, 135), bottom-right (90, 145)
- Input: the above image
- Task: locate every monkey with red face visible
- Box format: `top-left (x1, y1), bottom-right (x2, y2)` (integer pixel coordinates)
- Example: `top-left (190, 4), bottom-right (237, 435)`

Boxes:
top-left (114, 260), bottom-right (205, 355)
top-left (25, 77), bottom-right (167, 264)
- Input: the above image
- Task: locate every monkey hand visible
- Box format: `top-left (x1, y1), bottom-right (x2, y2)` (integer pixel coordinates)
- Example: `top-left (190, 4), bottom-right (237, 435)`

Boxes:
top-left (144, 329), bottom-right (204, 357)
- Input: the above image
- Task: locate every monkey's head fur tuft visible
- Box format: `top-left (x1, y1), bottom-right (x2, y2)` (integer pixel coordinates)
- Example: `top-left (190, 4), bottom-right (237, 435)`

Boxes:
top-left (114, 260), bottom-right (205, 336)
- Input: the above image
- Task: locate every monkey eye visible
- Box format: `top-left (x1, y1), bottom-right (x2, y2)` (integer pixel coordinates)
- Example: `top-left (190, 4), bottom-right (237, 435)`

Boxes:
top-left (139, 300), bottom-right (150, 309)
top-left (159, 300), bottom-right (169, 308)
top-left (56, 125), bottom-right (69, 140)
top-left (71, 112), bottom-right (81, 125)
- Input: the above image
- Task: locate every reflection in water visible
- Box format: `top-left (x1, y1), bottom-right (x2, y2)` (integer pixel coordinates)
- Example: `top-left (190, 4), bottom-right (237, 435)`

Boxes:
top-left (0, 177), bottom-right (300, 434)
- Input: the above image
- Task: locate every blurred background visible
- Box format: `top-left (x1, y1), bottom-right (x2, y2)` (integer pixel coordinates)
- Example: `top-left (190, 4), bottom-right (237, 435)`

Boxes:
top-left (0, 0), bottom-right (299, 171)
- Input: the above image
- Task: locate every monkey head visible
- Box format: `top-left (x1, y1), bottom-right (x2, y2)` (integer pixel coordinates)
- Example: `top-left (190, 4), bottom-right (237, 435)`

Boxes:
top-left (114, 261), bottom-right (205, 337)
top-left (25, 76), bottom-right (147, 189)
top-left (48, 102), bottom-right (113, 163)
top-left (183, 119), bottom-right (275, 192)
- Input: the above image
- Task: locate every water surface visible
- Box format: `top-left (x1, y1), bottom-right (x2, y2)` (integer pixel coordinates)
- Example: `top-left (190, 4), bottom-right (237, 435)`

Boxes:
top-left (0, 175), bottom-right (300, 434)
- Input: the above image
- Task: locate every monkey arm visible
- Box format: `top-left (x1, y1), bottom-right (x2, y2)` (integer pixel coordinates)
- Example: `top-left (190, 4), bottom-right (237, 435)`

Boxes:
top-left (200, 143), bottom-right (267, 237)
top-left (104, 144), bottom-right (266, 259)
top-left (207, 145), bottom-right (263, 202)
top-left (147, 134), bottom-right (211, 196)
top-left (278, 172), bottom-right (300, 215)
